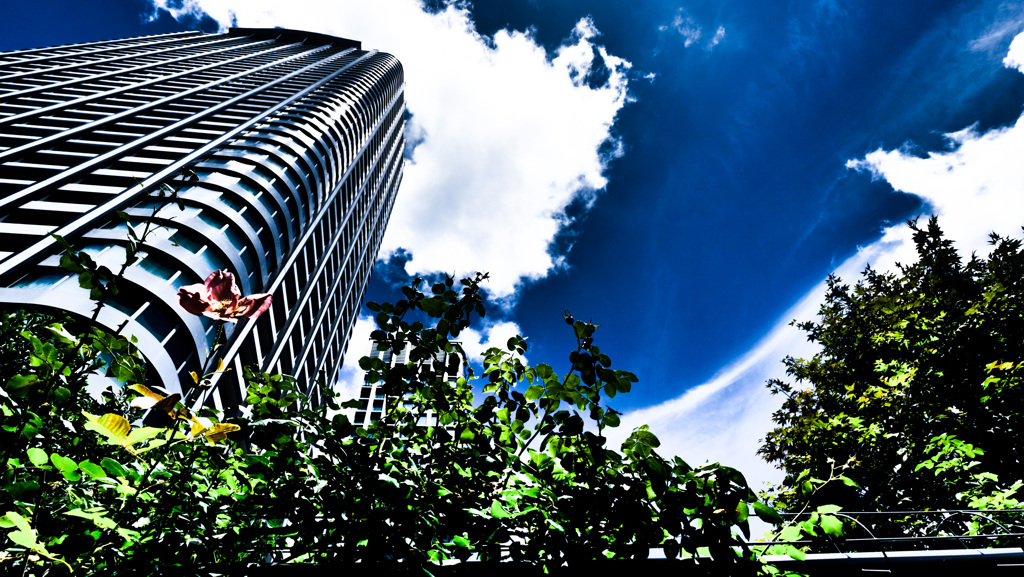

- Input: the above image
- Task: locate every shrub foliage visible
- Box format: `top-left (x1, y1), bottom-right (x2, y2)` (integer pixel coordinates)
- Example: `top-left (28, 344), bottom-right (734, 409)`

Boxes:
top-left (1, 271), bottom-right (776, 574)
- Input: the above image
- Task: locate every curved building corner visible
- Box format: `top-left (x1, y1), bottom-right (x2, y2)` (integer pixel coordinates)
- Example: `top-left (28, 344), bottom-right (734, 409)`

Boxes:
top-left (0, 28), bottom-right (405, 412)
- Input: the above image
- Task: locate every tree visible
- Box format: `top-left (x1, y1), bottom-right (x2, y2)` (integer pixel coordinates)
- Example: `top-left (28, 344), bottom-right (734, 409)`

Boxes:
top-left (760, 217), bottom-right (1024, 515)
top-left (1, 266), bottom-right (781, 574)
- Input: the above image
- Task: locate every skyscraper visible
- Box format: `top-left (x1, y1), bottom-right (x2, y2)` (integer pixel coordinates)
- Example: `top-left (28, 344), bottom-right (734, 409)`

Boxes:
top-left (355, 340), bottom-right (465, 427)
top-left (0, 28), bottom-right (405, 412)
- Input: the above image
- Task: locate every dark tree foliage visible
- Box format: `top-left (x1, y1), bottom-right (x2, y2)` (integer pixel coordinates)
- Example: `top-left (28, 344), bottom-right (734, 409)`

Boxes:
top-left (760, 217), bottom-right (1024, 514)
top-left (0, 274), bottom-right (779, 575)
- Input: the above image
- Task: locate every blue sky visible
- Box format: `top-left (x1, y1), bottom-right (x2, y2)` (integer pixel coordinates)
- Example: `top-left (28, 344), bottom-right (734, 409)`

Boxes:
top-left (5, 0), bottom-right (1024, 487)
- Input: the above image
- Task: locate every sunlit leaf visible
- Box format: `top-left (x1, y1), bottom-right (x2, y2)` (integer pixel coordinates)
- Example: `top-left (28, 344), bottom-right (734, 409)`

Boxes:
top-left (129, 383), bottom-right (163, 400)
top-left (524, 385), bottom-right (544, 400)
top-left (820, 514), bottom-right (843, 537)
top-left (125, 427), bottom-right (164, 447)
top-left (779, 525), bottom-right (803, 542)
top-left (490, 500), bottom-right (511, 519)
top-left (4, 511), bottom-right (31, 533)
top-left (50, 453), bottom-right (78, 473)
top-left (26, 448), bottom-right (48, 466)
top-left (82, 412), bottom-right (130, 446)
top-left (78, 461), bottom-right (107, 479)
top-left (200, 423), bottom-right (240, 445)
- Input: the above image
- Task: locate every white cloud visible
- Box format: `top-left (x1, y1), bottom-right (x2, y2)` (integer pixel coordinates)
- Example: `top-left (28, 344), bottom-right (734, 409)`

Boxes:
top-left (331, 315), bottom-right (376, 419)
top-left (708, 26), bottom-right (726, 49)
top-left (456, 320), bottom-right (526, 365)
top-left (847, 117), bottom-right (1024, 259)
top-left (672, 14), bottom-right (702, 48)
top-left (608, 30), bottom-right (1024, 490)
top-left (660, 8), bottom-right (724, 50)
top-left (970, 16), bottom-right (1024, 54)
top-left (1005, 30), bottom-right (1024, 72)
top-left (147, 0), bottom-right (632, 300)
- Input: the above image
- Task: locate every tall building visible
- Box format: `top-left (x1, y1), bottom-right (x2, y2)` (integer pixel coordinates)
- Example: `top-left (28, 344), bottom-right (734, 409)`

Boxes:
top-left (0, 28), bottom-right (405, 412)
top-left (355, 341), bottom-right (465, 427)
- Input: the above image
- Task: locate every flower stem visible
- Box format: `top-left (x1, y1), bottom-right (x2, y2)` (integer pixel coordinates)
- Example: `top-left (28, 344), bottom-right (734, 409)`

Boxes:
top-left (186, 322), bottom-right (226, 409)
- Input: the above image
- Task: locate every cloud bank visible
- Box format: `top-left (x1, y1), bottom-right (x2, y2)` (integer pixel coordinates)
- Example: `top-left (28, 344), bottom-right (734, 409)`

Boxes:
top-left (608, 29), bottom-right (1024, 490)
top-left (147, 0), bottom-right (632, 299)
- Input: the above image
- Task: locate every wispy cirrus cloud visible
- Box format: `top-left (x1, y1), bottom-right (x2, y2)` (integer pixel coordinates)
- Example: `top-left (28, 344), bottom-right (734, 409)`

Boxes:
top-left (610, 28), bottom-right (1024, 489)
top-left (146, 0), bottom-right (633, 300)
top-left (659, 8), bottom-right (725, 50)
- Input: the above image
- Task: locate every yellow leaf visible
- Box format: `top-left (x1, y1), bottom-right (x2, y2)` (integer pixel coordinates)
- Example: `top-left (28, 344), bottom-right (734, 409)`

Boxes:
top-left (190, 371), bottom-right (199, 384)
top-left (129, 384), bottom-right (185, 419)
top-left (82, 412), bottom-right (130, 446)
top-left (189, 416), bottom-right (213, 439)
top-left (202, 423), bottom-right (240, 445)
top-left (129, 383), bottom-right (164, 400)
top-left (216, 358), bottom-right (225, 372)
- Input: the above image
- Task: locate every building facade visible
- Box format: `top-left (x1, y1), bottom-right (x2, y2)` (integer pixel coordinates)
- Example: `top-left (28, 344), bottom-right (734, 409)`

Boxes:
top-left (355, 341), bottom-right (464, 427)
top-left (0, 28), bottom-right (405, 412)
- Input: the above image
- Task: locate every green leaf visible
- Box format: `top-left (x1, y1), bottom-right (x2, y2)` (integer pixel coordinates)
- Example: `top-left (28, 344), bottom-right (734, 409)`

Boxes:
top-left (778, 525), bottom-right (803, 542)
top-left (496, 407), bottom-right (510, 424)
top-left (6, 374), bottom-right (39, 396)
top-left (838, 475), bottom-right (860, 488)
top-left (26, 448), bottom-right (48, 466)
top-left (753, 501), bottom-right (784, 524)
top-left (633, 430), bottom-right (661, 448)
top-left (101, 457), bottom-right (129, 478)
top-left (490, 500), bottom-right (511, 519)
top-left (53, 386), bottom-right (72, 404)
top-left (5, 511), bottom-right (31, 533)
top-left (124, 427), bottom-right (164, 447)
top-left (820, 514), bottom-right (843, 537)
top-left (9, 481), bottom-right (40, 499)
top-left (816, 504), bottom-right (842, 514)
top-left (65, 508), bottom-right (116, 530)
top-left (603, 412), bottom-right (621, 428)
top-left (525, 385), bottom-right (544, 400)
top-left (50, 453), bottom-right (76, 472)
top-left (79, 461), bottom-right (107, 479)
top-left (452, 535), bottom-right (470, 547)
top-left (785, 545), bottom-right (806, 561)
top-left (8, 529), bottom-right (39, 549)
top-left (735, 501), bottom-right (750, 523)
top-left (420, 297), bottom-right (446, 317)
top-left (535, 364), bottom-right (556, 383)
